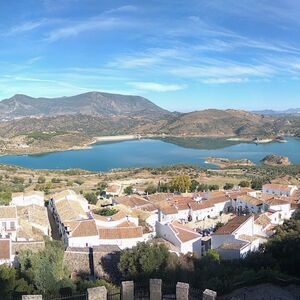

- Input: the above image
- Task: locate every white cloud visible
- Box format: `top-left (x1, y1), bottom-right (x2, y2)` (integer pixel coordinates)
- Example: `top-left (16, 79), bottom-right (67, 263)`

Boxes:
top-left (46, 16), bottom-right (130, 42)
top-left (201, 78), bottom-right (248, 84)
top-left (171, 63), bottom-right (274, 79)
top-left (110, 56), bottom-right (161, 68)
top-left (128, 82), bottom-right (186, 92)
top-left (5, 20), bottom-right (47, 36)
top-left (104, 5), bottom-right (138, 14)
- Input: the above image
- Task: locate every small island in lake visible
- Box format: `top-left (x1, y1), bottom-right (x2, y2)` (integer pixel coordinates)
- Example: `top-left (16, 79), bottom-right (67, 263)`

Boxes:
top-left (205, 157), bottom-right (256, 168)
top-left (261, 154), bottom-right (291, 166)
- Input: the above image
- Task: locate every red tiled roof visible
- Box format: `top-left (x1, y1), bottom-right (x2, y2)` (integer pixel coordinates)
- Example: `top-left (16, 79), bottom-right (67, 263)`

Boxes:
top-left (98, 226), bottom-right (143, 239)
top-left (70, 219), bottom-right (98, 237)
top-left (170, 221), bottom-right (201, 243)
top-left (0, 239), bottom-right (10, 260)
top-left (237, 195), bottom-right (263, 206)
top-left (214, 215), bottom-right (252, 235)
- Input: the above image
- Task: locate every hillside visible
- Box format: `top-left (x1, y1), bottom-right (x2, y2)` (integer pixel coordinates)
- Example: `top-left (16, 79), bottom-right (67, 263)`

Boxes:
top-left (0, 91), bottom-right (170, 120)
top-left (0, 91), bottom-right (299, 154)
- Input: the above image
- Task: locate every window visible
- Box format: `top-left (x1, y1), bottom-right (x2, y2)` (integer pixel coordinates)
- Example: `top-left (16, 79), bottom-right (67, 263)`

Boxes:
top-left (10, 221), bottom-right (15, 230)
top-left (2, 222), bottom-right (6, 230)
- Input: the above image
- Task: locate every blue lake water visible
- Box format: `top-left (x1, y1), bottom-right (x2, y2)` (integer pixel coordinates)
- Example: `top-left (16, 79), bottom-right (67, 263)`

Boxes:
top-left (0, 137), bottom-right (299, 171)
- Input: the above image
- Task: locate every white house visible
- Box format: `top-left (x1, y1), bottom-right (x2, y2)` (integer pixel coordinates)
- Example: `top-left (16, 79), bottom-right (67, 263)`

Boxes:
top-left (49, 190), bottom-right (90, 239)
top-left (233, 195), bottom-right (264, 214)
top-left (156, 220), bottom-right (202, 257)
top-left (211, 215), bottom-right (261, 259)
top-left (264, 198), bottom-right (292, 222)
top-left (157, 204), bottom-right (179, 224)
top-left (189, 196), bottom-right (231, 222)
top-left (65, 219), bottom-right (100, 248)
top-left (11, 191), bottom-right (44, 207)
top-left (49, 191), bottom-right (149, 249)
top-left (0, 206), bottom-right (18, 241)
top-left (262, 184), bottom-right (298, 197)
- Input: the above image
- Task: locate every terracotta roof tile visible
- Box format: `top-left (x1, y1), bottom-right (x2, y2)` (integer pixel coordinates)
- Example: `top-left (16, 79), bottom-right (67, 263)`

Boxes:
top-left (114, 195), bottom-right (149, 208)
top-left (170, 221), bottom-right (201, 243)
top-left (70, 219), bottom-right (98, 237)
top-left (0, 239), bottom-right (10, 260)
top-left (214, 215), bottom-right (251, 235)
top-left (98, 226), bottom-right (143, 239)
top-left (106, 184), bottom-right (121, 194)
top-left (254, 214), bottom-right (271, 227)
top-left (237, 195), bottom-right (264, 206)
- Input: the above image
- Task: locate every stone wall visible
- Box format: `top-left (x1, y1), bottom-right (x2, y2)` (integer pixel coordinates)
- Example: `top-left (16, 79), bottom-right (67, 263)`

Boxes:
top-left (63, 247), bottom-right (90, 278)
top-left (63, 245), bottom-right (121, 279)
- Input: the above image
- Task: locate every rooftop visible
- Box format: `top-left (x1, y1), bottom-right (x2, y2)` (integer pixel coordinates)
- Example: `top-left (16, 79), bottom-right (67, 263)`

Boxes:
top-left (263, 184), bottom-right (297, 192)
top-left (98, 226), bottom-right (143, 239)
top-left (254, 214), bottom-right (272, 228)
top-left (55, 198), bottom-right (88, 223)
top-left (214, 215), bottom-right (252, 235)
top-left (0, 239), bottom-right (10, 260)
top-left (218, 242), bottom-right (248, 250)
top-left (170, 221), bottom-right (201, 243)
top-left (237, 194), bottom-right (264, 206)
top-left (70, 219), bottom-right (99, 237)
top-left (17, 204), bottom-right (49, 228)
top-left (114, 195), bottom-right (150, 208)
top-left (106, 184), bottom-right (122, 194)
top-left (0, 205), bottom-right (17, 219)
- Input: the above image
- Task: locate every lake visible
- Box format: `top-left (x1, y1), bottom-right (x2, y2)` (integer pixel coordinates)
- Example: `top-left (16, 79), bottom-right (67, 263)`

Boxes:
top-left (0, 137), bottom-right (299, 171)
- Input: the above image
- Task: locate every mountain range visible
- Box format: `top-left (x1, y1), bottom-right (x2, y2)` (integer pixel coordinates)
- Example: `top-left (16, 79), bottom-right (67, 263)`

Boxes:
top-left (0, 92), bottom-right (170, 121)
top-left (0, 91), bottom-right (299, 154)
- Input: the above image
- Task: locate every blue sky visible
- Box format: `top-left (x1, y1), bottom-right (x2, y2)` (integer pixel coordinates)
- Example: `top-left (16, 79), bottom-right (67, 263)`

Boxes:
top-left (1, 0), bottom-right (300, 111)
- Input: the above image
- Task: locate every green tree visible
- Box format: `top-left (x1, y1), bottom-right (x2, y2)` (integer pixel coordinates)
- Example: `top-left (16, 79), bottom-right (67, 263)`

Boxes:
top-left (208, 184), bottom-right (219, 191)
top-left (197, 183), bottom-right (209, 192)
top-left (84, 192), bottom-right (98, 204)
top-left (144, 183), bottom-right (157, 194)
top-left (223, 183), bottom-right (234, 190)
top-left (97, 182), bottom-right (108, 194)
top-left (51, 178), bottom-right (61, 183)
top-left (119, 242), bottom-right (170, 280)
top-left (124, 186), bottom-right (134, 195)
top-left (171, 175), bottom-right (191, 192)
top-left (0, 264), bottom-right (17, 298)
top-left (12, 176), bottom-right (25, 184)
top-left (157, 181), bottom-right (170, 192)
top-left (190, 179), bottom-right (199, 192)
top-left (214, 222), bottom-right (224, 231)
top-left (37, 176), bottom-right (46, 184)
top-left (96, 207), bottom-right (119, 216)
top-left (239, 180), bottom-right (250, 187)
top-left (251, 177), bottom-right (264, 190)
top-left (18, 240), bottom-right (72, 296)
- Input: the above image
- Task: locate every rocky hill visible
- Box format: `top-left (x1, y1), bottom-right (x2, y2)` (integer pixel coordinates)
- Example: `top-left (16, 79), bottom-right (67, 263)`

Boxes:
top-left (261, 154), bottom-right (291, 166)
top-left (0, 92), bottom-right (170, 120)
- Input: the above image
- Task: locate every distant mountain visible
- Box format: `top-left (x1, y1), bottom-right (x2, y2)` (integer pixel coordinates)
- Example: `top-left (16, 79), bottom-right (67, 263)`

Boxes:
top-left (1, 108), bottom-right (298, 139)
top-left (0, 91), bottom-right (170, 120)
top-left (253, 108), bottom-right (300, 116)
top-left (1, 91), bottom-right (300, 155)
